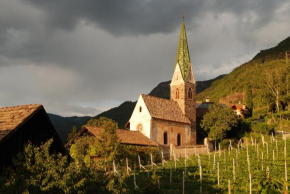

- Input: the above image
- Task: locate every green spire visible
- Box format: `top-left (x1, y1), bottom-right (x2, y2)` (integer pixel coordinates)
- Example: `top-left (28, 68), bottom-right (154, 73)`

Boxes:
top-left (175, 17), bottom-right (191, 81)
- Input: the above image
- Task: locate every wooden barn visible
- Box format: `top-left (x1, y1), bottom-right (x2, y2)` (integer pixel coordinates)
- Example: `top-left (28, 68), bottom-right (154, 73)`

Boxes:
top-left (0, 104), bottom-right (66, 174)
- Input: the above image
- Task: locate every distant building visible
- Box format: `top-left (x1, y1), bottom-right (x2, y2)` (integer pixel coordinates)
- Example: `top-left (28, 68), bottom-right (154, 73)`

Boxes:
top-left (128, 17), bottom-right (197, 146)
top-left (231, 104), bottom-right (251, 118)
top-left (0, 104), bottom-right (66, 174)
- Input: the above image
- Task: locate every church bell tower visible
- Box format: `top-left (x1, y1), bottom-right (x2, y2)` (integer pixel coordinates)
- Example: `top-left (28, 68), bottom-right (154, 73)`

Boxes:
top-left (170, 16), bottom-right (196, 144)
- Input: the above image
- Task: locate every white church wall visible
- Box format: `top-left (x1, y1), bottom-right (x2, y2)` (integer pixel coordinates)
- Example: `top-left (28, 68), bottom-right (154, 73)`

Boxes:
top-left (129, 95), bottom-right (152, 139)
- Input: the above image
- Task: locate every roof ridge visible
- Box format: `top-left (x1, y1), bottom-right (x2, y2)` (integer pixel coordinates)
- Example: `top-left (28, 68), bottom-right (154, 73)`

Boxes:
top-left (141, 93), bottom-right (174, 102)
top-left (141, 94), bottom-right (190, 124)
top-left (0, 104), bottom-right (42, 109)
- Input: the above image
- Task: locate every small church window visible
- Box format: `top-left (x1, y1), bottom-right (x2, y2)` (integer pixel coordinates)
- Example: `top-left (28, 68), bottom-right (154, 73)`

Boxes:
top-left (137, 124), bottom-right (143, 132)
top-left (176, 89), bottom-right (179, 99)
top-left (139, 106), bottom-right (142, 112)
top-left (164, 132), bottom-right (168, 145)
top-left (188, 88), bottom-right (193, 99)
top-left (177, 134), bottom-right (181, 146)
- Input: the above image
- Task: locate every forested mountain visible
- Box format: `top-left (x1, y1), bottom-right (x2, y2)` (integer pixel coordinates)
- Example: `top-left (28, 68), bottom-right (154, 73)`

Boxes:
top-left (197, 36), bottom-right (290, 116)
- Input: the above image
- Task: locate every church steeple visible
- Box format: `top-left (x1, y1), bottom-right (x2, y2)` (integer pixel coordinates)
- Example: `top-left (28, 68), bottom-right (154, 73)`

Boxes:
top-left (174, 17), bottom-right (195, 83)
top-left (170, 16), bottom-right (196, 144)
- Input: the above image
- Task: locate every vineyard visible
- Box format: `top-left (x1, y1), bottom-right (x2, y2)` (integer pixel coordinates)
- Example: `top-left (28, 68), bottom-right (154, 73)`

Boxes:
top-left (115, 134), bottom-right (290, 193)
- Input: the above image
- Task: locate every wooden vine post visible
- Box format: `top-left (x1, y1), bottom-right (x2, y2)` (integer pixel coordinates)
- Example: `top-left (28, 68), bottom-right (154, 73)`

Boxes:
top-left (219, 143), bottom-right (221, 158)
top-left (199, 156), bottom-right (202, 194)
top-left (249, 173), bottom-right (252, 194)
top-left (217, 161), bottom-right (220, 186)
top-left (285, 146), bottom-right (288, 191)
top-left (126, 158), bottom-right (131, 176)
top-left (170, 165), bottom-right (172, 184)
top-left (261, 152), bottom-right (264, 170)
top-left (233, 158), bottom-right (236, 182)
top-left (213, 153), bottom-right (216, 171)
top-left (228, 179), bottom-right (231, 194)
top-left (183, 171), bottom-right (185, 194)
top-left (134, 169), bottom-right (139, 189)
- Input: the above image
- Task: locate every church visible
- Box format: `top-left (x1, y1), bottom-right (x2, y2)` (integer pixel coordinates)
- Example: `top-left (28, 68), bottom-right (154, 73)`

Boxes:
top-left (128, 17), bottom-right (197, 146)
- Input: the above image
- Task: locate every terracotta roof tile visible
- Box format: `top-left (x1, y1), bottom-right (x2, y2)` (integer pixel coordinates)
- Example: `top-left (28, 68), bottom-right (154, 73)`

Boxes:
top-left (84, 126), bottom-right (158, 147)
top-left (141, 94), bottom-right (190, 124)
top-left (0, 104), bottom-right (42, 141)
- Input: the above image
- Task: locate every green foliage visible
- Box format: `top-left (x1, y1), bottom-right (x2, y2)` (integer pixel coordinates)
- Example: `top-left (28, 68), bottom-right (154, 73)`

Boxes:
top-left (120, 145), bottom-right (160, 165)
top-left (256, 177), bottom-right (284, 194)
top-left (87, 117), bottom-right (121, 168)
top-left (245, 85), bottom-right (253, 112)
top-left (201, 103), bottom-right (238, 141)
top-left (250, 121), bottom-right (276, 135)
top-left (0, 139), bottom-right (107, 194)
top-left (69, 136), bottom-right (96, 165)
top-left (66, 125), bottom-right (78, 142)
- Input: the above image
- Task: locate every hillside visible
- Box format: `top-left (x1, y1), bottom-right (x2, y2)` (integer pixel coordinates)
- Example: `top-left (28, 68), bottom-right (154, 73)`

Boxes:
top-left (50, 76), bottom-right (224, 143)
top-left (197, 35), bottom-right (290, 113)
top-left (48, 114), bottom-right (91, 143)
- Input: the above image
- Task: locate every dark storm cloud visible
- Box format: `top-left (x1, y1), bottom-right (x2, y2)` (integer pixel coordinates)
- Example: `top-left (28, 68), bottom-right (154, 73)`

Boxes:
top-left (0, 0), bottom-right (289, 116)
top-left (23, 0), bottom-right (203, 36)
top-left (22, 0), bottom-right (288, 36)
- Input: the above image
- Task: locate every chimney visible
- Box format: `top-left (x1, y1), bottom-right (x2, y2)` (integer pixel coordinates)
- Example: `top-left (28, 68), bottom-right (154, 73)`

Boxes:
top-left (205, 97), bottom-right (210, 102)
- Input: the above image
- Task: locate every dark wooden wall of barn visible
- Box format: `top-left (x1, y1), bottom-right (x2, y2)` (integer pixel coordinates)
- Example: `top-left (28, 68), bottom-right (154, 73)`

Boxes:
top-left (0, 109), bottom-right (66, 175)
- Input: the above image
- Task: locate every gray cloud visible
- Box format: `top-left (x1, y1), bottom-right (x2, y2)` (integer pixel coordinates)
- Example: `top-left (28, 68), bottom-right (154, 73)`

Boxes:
top-left (0, 0), bottom-right (289, 116)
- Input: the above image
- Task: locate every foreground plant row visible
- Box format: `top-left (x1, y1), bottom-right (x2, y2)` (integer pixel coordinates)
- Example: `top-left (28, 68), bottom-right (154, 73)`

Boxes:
top-left (1, 135), bottom-right (290, 193)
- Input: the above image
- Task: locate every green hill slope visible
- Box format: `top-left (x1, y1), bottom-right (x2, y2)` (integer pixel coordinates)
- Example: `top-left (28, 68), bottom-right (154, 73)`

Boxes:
top-left (197, 36), bottom-right (290, 114)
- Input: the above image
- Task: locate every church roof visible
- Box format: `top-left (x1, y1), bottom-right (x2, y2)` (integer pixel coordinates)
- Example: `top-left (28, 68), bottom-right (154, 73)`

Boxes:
top-left (141, 94), bottom-right (191, 124)
top-left (175, 17), bottom-right (192, 81)
top-left (67, 126), bottom-right (158, 147)
top-left (0, 104), bottom-right (42, 141)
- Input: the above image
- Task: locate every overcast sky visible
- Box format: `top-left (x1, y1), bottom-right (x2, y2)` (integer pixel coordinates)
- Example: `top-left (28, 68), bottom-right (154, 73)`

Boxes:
top-left (0, 0), bottom-right (290, 116)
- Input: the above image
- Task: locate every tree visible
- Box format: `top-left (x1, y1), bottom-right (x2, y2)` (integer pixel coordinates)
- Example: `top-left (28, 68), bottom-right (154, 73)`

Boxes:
top-left (264, 67), bottom-right (287, 113)
top-left (66, 125), bottom-right (78, 142)
top-left (86, 117), bottom-right (120, 168)
top-left (69, 136), bottom-right (96, 165)
top-left (0, 139), bottom-right (107, 194)
top-left (245, 85), bottom-right (253, 112)
top-left (201, 103), bottom-right (238, 141)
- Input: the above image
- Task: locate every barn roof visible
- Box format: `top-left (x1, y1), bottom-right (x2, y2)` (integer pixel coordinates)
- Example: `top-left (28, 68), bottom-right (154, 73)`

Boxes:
top-left (0, 104), bottom-right (42, 142)
top-left (67, 126), bottom-right (158, 147)
top-left (141, 94), bottom-right (191, 124)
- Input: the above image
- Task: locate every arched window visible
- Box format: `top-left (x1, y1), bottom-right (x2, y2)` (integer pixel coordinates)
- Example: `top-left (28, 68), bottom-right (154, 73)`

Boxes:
top-left (176, 88), bottom-right (179, 99)
top-left (136, 123), bottom-right (143, 132)
top-left (139, 106), bottom-right (142, 112)
top-left (188, 88), bottom-right (193, 99)
top-left (177, 134), bottom-right (181, 146)
top-left (164, 132), bottom-right (168, 145)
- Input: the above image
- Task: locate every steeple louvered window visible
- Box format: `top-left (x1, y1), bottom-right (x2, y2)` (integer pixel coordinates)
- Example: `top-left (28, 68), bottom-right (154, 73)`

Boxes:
top-left (188, 88), bottom-right (193, 99)
top-left (176, 89), bottom-right (180, 99)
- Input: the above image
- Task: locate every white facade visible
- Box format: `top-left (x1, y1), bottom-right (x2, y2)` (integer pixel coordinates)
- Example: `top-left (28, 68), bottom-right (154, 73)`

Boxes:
top-left (129, 95), bottom-right (152, 139)
top-left (170, 64), bottom-right (184, 86)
